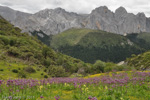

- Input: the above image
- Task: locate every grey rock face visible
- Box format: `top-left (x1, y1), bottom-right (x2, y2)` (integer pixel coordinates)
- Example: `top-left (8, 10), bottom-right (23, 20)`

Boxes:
top-left (0, 5), bottom-right (150, 35)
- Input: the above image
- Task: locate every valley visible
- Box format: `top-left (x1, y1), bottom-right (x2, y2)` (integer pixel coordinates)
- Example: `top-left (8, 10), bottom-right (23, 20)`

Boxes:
top-left (0, 3), bottom-right (150, 100)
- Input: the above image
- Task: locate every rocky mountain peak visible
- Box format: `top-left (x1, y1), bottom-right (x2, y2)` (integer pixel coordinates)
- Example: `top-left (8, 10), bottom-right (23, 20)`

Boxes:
top-left (137, 12), bottom-right (146, 18)
top-left (0, 5), bottom-right (150, 35)
top-left (115, 6), bottom-right (127, 15)
top-left (91, 6), bottom-right (110, 14)
top-left (54, 7), bottom-right (66, 13)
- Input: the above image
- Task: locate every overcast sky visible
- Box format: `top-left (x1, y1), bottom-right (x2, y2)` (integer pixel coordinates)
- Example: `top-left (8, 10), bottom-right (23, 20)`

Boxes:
top-left (0, 0), bottom-right (150, 17)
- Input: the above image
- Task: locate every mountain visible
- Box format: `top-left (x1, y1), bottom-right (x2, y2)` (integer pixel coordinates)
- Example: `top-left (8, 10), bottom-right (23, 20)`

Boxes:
top-left (50, 28), bottom-right (150, 63)
top-left (0, 16), bottom-right (92, 78)
top-left (0, 5), bottom-right (150, 36)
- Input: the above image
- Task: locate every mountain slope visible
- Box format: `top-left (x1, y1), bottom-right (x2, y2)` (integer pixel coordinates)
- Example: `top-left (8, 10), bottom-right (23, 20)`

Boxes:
top-left (126, 51), bottom-right (150, 70)
top-left (50, 28), bottom-right (145, 63)
top-left (0, 5), bottom-right (150, 36)
top-left (0, 16), bottom-right (90, 78)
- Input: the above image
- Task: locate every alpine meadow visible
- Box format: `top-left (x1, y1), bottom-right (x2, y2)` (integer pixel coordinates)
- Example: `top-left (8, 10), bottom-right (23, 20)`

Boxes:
top-left (0, 1), bottom-right (150, 100)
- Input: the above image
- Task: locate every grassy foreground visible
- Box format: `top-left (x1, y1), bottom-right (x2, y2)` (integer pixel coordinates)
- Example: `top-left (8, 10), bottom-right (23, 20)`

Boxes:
top-left (0, 71), bottom-right (150, 100)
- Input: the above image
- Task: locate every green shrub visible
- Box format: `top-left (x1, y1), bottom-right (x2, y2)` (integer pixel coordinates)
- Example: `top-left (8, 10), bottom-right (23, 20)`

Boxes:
top-left (18, 68), bottom-right (21, 70)
top-left (0, 69), bottom-right (4, 71)
top-left (9, 39), bottom-right (16, 46)
top-left (0, 36), bottom-right (10, 45)
top-left (115, 65), bottom-right (126, 71)
top-left (41, 73), bottom-right (44, 75)
top-left (104, 66), bottom-right (113, 72)
top-left (44, 75), bottom-right (48, 78)
top-left (18, 70), bottom-right (27, 78)
top-left (48, 65), bottom-right (66, 77)
top-left (7, 47), bottom-right (20, 57)
top-left (44, 69), bottom-right (47, 72)
top-left (93, 60), bottom-right (106, 73)
top-left (12, 69), bottom-right (18, 73)
top-left (43, 58), bottom-right (51, 66)
top-left (24, 67), bottom-right (36, 73)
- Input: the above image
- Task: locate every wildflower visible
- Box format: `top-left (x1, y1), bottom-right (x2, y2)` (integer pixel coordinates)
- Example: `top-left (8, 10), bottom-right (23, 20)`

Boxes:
top-left (92, 97), bottom-right (97, 100)
top-left (40, 96), bottom-right (44, 98)
top-left (88, 96), bottom-right (97, 100)
top-left (88, 96), bottom-right (92, 99)
top-left (8, 96), bottom-right (13, 100)
top-left (55, 95), bottom-right (60, 100)
top-left (0, 80), bottom-right (2, 86)
top-left (38, 85), bottom-right (43, 92)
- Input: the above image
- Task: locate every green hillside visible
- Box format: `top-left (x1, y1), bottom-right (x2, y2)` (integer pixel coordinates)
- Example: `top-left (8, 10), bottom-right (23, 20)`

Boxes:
top-left (126, 33), bottom-right (150, 50)
top-left (0, 16), bottom-right (93, 79)
top-left (126, 33), bottom-right (150, 70)
top-left (126, 51), bottom-right (150, 70)
top-left (51, 28), bottom-right (145, 63)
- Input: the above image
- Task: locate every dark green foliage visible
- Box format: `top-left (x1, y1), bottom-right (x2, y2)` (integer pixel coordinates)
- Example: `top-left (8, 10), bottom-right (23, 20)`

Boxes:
top-left (31, 30), bottom-right (52, 46)
top-left (24, 67), bottom-right (36, 73)
top-left (41, 73), bottom-right (44, 75)
top-left (51, 28), bottom-right (146, 63)
top-left (0, 69), bottom-right (4, 71)
top-left (114, 65), bottom-right (126, 71)
top-left (12, 69), bottom-right (18, 73)
top-left (48, 65), bottom-right (66, 77)
top-left (104, 66), bottom-right (113, 72)
top-left (7, 47), bottom-right (20, 57)
top-left (0, 36), bottom-right (10, 45)
top-left (18, 68), bottom-right (21, 70)
top-left (42, 46), bottom-right (51, 59)
top-left (93, 60), bottom-right (106, 73)
top-left (126, 33), bottom-right (150, 50)
top-left (18, 70), bottom-right (27, 78)
top-left (44, 75), bottom-right (48, 78)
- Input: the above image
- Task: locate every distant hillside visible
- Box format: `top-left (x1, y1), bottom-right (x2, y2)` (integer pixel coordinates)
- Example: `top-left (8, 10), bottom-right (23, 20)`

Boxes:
top-left (50, 28), bottom-right (147, 63)
top-left (126, 33), bottom-right (150, 50)
top-left (0, 16), bottom-right (91, 79)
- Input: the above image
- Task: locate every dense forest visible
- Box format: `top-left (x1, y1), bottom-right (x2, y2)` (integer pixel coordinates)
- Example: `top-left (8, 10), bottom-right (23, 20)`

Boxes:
top-left (50, 28), bottom-right (150, 63)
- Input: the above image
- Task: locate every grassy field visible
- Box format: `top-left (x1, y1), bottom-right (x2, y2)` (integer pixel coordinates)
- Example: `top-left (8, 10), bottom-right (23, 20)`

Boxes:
top-left (0, 71), bottom-right (150, 100)
top-left (0, 60), bottom-right (47, 80)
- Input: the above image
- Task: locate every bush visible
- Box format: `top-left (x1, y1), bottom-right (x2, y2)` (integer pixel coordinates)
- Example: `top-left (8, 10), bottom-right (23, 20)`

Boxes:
top-left (104, 66), bottom-right (113, 72)
top-left (7, 47), bottom-right (20, 57)
top-left (24, 67), bottom-right (36, 73)
top-left (0, 69), bottom-right (4, 71)
top-left (12, 69), bottom-right (18, 73)
top-left (93, 60), bottom-right (106, 73)
top-left (41, 73), bottom-right (44, 75)
top-left (18, 70), bottom-right (27, 78)
top-left (44, 75), bottom-right (48, 78)
top-left (44, 69), bottom-right (47, 72)
top-left (18, 68), bottom-right (21, 70)
top-left (48, 65), bottom-right (66, 77)
top-left (114, 65), bottom-right (126, 71)
top-left (0, 36), bottom-right (10, 45)
top-left (43, 58), bottom-right (51, 66)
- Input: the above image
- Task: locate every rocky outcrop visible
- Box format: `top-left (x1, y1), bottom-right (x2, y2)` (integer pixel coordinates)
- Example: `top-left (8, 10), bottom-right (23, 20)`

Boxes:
top-left (0, 5), bottom-right (150, 35)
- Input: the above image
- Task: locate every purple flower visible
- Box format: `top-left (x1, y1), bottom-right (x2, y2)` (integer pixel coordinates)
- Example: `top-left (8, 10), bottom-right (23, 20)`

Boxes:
top-left (88, 96), bottom-right (97, 100)
top-left (88, 96), bottom-right (92, 99)
top-left (40, 96), bottom-right (44, 98)
top-left (55, 95), bottom-right (60, 100)
top-left (0, 80), bottom-right (2, 86)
